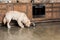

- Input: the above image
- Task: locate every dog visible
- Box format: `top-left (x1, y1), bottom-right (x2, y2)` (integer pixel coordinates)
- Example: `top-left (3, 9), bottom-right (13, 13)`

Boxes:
top-left (3, 11), bottom-right (35, 29)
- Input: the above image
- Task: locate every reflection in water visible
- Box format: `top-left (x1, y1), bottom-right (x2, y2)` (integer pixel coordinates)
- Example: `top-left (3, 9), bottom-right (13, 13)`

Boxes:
top-left (0, 22), bottom-right (60, 40)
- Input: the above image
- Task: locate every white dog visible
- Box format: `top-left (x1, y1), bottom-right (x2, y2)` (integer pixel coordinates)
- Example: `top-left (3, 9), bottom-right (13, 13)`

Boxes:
top-left (3, 11), bottom-right (32, 29)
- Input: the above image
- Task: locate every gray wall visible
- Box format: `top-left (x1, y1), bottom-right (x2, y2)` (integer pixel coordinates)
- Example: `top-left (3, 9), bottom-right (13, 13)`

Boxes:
top-left (0, 0), bottom-right (60, 3)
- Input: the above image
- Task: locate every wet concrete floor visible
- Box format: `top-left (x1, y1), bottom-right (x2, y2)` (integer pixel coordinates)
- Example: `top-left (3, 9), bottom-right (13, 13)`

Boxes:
top-left (0, 22), bottom-right (60, 40)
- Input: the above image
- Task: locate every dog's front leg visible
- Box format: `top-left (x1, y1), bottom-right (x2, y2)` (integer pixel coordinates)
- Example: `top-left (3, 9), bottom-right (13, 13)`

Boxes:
top-left (7, 22), bottom-right (11, 29)
top-left (18, 21), bottom-right (24, 28)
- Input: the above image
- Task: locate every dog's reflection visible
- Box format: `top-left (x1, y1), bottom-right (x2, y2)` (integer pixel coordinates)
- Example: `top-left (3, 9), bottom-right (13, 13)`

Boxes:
top-left (7, 28), bottom-right (34, 38)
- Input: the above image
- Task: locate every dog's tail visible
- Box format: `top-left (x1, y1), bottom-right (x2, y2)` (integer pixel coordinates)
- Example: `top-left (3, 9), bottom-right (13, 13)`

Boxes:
top-left (3, 17), bottom-right (6, 25)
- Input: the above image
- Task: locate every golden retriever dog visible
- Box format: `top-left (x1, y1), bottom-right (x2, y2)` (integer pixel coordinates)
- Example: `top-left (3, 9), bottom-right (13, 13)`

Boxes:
top-left (3, 11), bottom-right (34, 29)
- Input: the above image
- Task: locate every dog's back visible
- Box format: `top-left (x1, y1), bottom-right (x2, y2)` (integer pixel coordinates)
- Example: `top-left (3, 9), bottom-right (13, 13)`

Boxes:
top-left (5, 11), bottom-right (26, 20)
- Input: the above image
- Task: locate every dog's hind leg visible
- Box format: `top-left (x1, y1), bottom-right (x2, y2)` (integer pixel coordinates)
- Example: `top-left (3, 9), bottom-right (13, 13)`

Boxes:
top-left (3, 17), bottom-right (6, 25)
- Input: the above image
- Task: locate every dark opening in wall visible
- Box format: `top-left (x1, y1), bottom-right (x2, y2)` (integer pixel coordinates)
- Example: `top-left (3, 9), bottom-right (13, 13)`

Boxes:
top-left (32, 4), bottom-right (45, 18)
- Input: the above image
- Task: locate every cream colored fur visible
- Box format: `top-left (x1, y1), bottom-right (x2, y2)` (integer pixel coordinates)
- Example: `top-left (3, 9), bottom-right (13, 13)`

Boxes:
top-left (3, 11), bottom-right (31, 29)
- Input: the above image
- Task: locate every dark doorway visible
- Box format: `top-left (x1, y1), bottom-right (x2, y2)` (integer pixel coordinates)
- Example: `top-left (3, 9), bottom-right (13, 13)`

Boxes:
top-left (32, 4), bottom-right (45, 18)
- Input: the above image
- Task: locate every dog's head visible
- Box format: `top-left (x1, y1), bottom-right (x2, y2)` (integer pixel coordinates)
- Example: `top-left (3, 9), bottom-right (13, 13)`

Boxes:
top-left (25, 20), bottom-right (35, 27)
top-left (25, 20), bottom-right (31, 27)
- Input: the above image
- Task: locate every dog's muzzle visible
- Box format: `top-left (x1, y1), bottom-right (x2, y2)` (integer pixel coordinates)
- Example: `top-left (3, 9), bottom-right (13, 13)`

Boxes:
top-left (30, 22), bottom-right (35, 27)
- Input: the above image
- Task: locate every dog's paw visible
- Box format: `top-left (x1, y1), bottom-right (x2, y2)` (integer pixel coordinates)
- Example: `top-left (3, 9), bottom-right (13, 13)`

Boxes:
top-left (8, 26), bottom-right (11, 29)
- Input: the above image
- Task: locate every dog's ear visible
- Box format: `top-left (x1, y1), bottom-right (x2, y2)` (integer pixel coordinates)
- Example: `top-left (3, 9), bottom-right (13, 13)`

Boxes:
top-left (26, 20), bottom-right (30, 24)
top-left (25, 20), bottom-right (31, 26)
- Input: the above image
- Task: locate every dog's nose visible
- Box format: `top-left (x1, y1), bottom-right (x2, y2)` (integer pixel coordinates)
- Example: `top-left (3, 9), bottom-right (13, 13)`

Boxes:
top-left (30, 22), bottom-right (35, 27)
